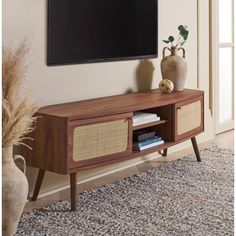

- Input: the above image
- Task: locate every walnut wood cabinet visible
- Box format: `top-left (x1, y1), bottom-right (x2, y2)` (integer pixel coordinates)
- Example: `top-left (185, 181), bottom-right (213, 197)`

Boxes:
top-left (20, 89), bottom-right (204, 211)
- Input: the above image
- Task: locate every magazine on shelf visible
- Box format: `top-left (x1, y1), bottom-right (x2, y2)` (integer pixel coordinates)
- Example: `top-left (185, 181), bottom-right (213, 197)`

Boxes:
top-left (133, 130), bottom-right (156, 142)
top-left (133, 116), bottom-right (160, 126)
top-left (133, 136), bottom-right (162, 149)
top-left (132, 112), bottom-right (158, 122)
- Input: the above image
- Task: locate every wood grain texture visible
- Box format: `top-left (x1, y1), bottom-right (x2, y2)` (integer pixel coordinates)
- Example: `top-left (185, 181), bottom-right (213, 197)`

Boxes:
top-left (20, 89), bottom-right (204, 174)
top-left (20, 114), bottom-right (68, 174)
top-left (154, 105), bottom-right (175, 142)
top-left (132, 120), bottom-right (167, 131)
top-left (38, 89), bottom-right (204, 120)
top-left (70, 173), bottom-right (77, 211)
top-left (22, 89), bottom-right (204, 210)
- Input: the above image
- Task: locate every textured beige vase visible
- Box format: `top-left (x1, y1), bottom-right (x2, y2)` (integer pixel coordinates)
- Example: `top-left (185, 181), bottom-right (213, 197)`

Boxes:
top-left (161, 46), bottom-right (187, 91)
top-left (2, 146), bottom-right (28, 236)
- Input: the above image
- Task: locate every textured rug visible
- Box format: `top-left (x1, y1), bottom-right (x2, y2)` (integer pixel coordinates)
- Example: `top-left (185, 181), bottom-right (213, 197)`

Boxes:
top-left (16, 146), bottom-right (234, 236)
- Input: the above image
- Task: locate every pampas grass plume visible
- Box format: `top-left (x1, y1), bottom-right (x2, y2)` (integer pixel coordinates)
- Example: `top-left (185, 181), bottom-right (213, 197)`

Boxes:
top-left (2, 40), bottom-right (38, 148)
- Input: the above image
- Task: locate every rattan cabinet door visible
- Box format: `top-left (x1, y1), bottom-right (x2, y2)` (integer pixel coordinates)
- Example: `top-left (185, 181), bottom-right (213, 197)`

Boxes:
top-left (68, 113), bottom-right (132, 169)
top-left (174, 96), bottom-right (204, 141)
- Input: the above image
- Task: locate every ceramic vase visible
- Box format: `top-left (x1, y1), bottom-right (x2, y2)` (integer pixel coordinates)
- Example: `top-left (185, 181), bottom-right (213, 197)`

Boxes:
top-left (161, 46), bottom-right (187, 91)
top-left (2, 146), bottom-right (28, 236)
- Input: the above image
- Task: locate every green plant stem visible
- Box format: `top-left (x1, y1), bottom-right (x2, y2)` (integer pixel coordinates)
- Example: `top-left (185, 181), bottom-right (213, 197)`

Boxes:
top-left (176, 39), bottom-right (185, 47)
top-left (175, 36), bottom-right (181, 47)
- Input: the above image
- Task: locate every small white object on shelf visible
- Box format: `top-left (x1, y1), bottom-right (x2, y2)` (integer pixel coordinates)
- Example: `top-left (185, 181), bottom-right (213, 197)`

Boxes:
top-left (132, 112), bottom-right (160, 126)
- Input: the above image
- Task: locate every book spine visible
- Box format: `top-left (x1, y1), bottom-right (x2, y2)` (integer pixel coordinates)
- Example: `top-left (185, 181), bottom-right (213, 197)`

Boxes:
top-left (133, 117), bottom-right (160, 126)
top-left (133, 136), bottom-right (162, 148)
top-left (139, 140), bottom-right (164, 151)
top-left (134, 140), bottom-right (164, 151)
top-left (132, 114), bottom-right (157, 122)
top-left (133, 132), bottom-right (156, 142)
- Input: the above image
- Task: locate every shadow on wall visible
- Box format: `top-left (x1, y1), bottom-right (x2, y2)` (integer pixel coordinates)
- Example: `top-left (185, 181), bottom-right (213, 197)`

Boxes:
top-left (135, 59), bottom-right (155, 92)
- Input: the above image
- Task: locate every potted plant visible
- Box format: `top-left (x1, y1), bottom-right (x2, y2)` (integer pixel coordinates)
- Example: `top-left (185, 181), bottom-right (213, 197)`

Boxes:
top-left (160, 25), bottom-right (189, 91)
top-left (2, 40), bottom-right (38, 236)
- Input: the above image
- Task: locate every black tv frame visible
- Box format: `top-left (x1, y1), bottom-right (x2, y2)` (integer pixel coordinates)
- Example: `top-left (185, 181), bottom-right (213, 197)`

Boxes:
top-left (47, 0), bottom-right (158, 66)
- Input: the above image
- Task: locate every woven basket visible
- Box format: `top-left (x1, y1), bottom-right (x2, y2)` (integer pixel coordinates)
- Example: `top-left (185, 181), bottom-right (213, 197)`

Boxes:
top-left (72, 119), bottom-right (129, 161)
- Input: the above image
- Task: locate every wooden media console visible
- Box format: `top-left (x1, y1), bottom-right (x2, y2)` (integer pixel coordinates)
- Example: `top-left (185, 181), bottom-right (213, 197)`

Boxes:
top-left (21, 89), bottom-right (204, 211)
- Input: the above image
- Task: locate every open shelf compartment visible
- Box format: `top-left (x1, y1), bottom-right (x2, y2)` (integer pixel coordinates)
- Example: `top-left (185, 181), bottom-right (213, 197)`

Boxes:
top-left (131, 104), bottom-right (174, 152)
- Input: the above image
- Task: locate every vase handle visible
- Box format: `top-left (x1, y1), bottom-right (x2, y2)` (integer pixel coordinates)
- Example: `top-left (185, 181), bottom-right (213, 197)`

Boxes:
top-left (14, 155), bottom-right (26, 174)
top-left (178, 47), bottom-right (186, 58)
top-left (162, 47), bottom-right (171, 59)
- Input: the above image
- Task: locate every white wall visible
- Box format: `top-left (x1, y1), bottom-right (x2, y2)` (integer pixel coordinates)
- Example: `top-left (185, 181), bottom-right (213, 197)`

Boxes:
top-left (3, 0), bottom-right (212, 195)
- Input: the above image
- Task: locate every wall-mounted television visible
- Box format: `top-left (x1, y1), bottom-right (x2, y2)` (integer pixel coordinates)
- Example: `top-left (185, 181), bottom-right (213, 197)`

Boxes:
top-left (47, 0), bottom-right (158, 66)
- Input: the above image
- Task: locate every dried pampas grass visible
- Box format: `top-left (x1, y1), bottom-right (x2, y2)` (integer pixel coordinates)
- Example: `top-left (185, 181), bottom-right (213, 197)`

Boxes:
top-left (2, 40), bottom-right (38, 148)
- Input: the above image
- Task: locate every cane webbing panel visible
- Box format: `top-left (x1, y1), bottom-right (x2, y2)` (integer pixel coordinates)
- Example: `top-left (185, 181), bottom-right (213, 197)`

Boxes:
top-left (177, 101), bottom-right (201, 135)
top-left (73, 119), bottom-right (129, 161)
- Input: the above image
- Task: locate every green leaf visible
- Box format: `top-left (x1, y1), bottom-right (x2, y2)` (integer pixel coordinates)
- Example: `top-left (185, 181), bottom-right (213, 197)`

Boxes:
top-left (178, 25), bottom-right (189, 41)
top-left (168, 36), bottom-right (175, 43)
top-left (178, 25), bottom-right (186, 33)
top-left (163, 40), bottom-right (169, 44)
top-left (180, 40), bottom-right (186, 46)
top-left (182, 30), bottom-right (189, 40)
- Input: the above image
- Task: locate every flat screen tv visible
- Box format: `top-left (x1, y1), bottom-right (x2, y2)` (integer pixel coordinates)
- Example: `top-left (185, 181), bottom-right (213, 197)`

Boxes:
top-left (47, 0), bottom-right (158, 65)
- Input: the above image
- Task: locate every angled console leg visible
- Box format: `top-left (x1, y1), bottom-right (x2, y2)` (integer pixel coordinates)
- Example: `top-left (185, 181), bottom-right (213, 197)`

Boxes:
top-left (159, 148), bottom-right (168, 157)
top-left (31, 169), bottom-right (46, 201)
top-left (191, 137), bottom-right (201, 162)
top-left (70, 172), bottom-right (77, 211)
top-left (163, 148), bottom-right (168, 157)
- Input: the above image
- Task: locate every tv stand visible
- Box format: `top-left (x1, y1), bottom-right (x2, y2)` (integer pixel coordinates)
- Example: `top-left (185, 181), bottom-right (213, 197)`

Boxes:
top-left (21, 89), bottom-right (204, 211)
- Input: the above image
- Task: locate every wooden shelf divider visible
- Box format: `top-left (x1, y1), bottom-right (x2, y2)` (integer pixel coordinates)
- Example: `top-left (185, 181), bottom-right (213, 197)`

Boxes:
top-left (132, 119), bottom-right (167, 131)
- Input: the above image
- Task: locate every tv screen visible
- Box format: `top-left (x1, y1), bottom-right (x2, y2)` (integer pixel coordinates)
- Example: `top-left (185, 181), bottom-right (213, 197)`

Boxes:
top-left (47, 0), bottom-right (158, 65)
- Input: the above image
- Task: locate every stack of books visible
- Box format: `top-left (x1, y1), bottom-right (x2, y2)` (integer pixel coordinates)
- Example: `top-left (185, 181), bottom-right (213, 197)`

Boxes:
top-left (133, 129), bottom-right (164, 151)
top-left (132, 112), bottom-right (160, 126)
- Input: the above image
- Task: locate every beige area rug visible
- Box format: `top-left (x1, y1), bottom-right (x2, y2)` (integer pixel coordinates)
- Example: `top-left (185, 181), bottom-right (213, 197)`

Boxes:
top-left (16, 146), bottom-right (234, 236)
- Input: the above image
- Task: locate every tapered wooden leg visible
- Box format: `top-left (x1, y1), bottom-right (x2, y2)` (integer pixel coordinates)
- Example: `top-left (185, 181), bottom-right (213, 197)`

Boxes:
top-left (191, 137), bottom-right (201, 162)
top-left (159, 148), bottom-right (168, 157)
top-left (70, 172), bottom-right (77, 211)
top-left (163, 148), bottom-right (168, 157)
top-left (31, 169), bottom-right (46, 201)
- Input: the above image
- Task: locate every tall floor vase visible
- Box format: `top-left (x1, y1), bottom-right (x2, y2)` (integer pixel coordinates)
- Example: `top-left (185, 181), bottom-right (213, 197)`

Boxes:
top-left (2, 146), bottom-right (28, 236)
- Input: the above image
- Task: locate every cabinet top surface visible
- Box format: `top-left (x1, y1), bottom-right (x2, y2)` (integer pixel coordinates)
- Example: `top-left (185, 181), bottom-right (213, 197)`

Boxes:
top-left (38, 89), bottom-right (204, 120)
